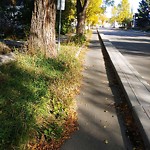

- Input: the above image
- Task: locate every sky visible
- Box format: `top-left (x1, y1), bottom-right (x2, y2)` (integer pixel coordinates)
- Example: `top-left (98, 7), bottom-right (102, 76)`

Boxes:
top-left (106, 0), bottom-right (141, 18)
top-left (115, 0), bottom-right (141, 12)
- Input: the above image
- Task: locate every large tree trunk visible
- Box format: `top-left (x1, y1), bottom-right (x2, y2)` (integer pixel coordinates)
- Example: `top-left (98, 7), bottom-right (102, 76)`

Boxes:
top-left (76, 11), bottom-right (86, 34)
top-left (28, 0), bottom-right (57, 58)
top-left (76, 0), bottom-right (89, 35)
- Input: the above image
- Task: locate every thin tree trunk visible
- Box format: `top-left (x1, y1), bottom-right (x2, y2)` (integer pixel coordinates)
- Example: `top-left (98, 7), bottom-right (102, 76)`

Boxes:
top-left (28, 0), bottom-right (57, 58)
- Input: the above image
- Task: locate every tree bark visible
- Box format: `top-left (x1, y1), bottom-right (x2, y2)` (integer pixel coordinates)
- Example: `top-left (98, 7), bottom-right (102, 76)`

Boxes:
top-left (76, 0), bottom-right (89, 35)
top-left (28, 0), bottom-right (57, 58)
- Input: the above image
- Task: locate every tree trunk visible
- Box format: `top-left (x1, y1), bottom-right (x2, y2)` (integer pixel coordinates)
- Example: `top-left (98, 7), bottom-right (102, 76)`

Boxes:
top-left (76, 12), bottom-right (86, 34)
top-left (76, 0), bottom-right (89, 35)
top-left (28, 0), bottom-right (57, 58)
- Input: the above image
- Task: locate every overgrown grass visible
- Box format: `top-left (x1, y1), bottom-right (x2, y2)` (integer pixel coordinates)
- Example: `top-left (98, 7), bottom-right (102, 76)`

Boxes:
top-left (0, 42), bottom-right (11, 54)
top-left (0, 44), bottom-right (84, 149)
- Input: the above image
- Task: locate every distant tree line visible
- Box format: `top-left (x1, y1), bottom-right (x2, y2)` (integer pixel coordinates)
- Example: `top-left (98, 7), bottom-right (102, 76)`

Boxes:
top-left (109, 0), bottom-right (150, 29)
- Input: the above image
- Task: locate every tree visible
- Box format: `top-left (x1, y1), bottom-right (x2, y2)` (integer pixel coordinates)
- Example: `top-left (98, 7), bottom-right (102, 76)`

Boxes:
top-left (0, 0), bottom-right (34, 38)
top-left (28, 0), bottom-right (57, 58)
top-left (86, 0), bottom-right (103, 26)
top-left (102, 0), bottom-right (114, 13)
top-left (146, 0), bottom-right (150, 8)
top-left (116, 0), bottom-right (132, 26)
top-left (103, 0), bottom-right (114, 6)
top-left (110, 0), bottom-right (133, 28)
top-left (76, 0), bottom-right (110, 34)
top-left (99, 14), bottom-right (108, 26)
top-left (56, 0), bottom-right (76, 34)
top-left (0, 0), bottom-right (14, 6)
top-left (137, 0), bottom-right (150, 27)
top-left (76, 0), bottom-right (90, 35)
top-left (110, 6), bottom-right (118, 24)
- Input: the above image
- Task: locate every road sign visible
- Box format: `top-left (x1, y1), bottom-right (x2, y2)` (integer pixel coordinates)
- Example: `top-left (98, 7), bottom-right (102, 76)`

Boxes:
top-left (57, 0), bottom-right (65, 10)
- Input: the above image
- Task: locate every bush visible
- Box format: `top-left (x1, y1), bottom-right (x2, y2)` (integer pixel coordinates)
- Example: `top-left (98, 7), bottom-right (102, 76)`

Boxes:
top-left (70, 34), bottom-right (86, 45)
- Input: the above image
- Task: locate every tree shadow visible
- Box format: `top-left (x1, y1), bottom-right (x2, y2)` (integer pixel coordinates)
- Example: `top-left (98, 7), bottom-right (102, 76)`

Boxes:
top-left (99, 34), bottom-right (146, 149)
top-left (99, 28), bottom-right (150, 85)
top-left (0, 57), bottom-right (67, 149)
top-left (110, 41), bottom-right (150, 55)
top-left (61, 32), bottom-right (128, 150)
top-left (99, 28), bottom-right (149, 37)
top-left (0, 62), bottom-right (38, 149)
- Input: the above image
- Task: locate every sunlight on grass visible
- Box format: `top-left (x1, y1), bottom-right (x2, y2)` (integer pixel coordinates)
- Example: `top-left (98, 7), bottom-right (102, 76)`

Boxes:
top-left (0, 44), bottom-right (85, 149)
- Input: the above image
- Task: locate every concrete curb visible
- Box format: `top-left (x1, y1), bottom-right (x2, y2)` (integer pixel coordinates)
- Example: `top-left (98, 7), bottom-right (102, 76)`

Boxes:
top-left (97, 30), bottom-right (150, 149)
top-left (75, 45), bottom-right (85, 58)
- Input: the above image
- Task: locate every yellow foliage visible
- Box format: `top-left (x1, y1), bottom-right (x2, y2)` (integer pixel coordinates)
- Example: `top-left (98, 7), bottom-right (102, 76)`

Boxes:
top-left (110, 0), bottom-right (133, 25)
top-left (86, 0), bottom-right (103, 25)
top-left (99, 14), bottom-right (108, 25)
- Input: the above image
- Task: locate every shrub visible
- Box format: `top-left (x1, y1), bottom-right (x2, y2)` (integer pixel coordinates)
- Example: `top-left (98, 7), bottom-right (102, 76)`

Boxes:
top-left (70, 34), bottom-right (86, 45)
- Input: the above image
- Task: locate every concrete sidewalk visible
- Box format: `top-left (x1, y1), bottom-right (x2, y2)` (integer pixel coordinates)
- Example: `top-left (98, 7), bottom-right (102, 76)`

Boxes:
top-left (61, 31), bottom-right (126, 150)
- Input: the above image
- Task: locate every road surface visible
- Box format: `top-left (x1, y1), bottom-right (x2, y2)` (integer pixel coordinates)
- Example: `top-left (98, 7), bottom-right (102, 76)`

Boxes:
top-left (99, 28), bottom-right (150, 85)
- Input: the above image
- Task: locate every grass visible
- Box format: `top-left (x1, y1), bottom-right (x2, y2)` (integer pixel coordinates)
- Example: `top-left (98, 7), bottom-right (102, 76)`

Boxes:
top-left (0, 44), bottom-right (85, 149)
top-left (0, 42), bottom-right (11, 54)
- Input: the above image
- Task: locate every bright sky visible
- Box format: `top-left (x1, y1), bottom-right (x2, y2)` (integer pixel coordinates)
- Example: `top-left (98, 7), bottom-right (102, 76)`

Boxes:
top-left (106, 0), bottom-right (141, 18)
top-left (115, 0), bottom-right (141, 12)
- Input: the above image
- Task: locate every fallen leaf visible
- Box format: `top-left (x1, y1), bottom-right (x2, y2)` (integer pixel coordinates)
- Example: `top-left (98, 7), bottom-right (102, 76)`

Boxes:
top-left (104, 139), bottom-right (109, 144)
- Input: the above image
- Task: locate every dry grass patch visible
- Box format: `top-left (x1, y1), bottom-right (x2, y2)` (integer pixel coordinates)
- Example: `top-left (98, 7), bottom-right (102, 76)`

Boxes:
top-left (0, 42), bottom-right (11, 54)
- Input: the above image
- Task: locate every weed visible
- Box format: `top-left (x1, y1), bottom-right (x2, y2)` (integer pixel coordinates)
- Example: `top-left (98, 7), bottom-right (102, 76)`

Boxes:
top-left (43, 123), bottom-right (63, 140)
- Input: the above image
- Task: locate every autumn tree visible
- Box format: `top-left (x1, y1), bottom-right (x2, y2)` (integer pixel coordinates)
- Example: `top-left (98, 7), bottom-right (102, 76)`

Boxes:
top-left (99, 14), bottom-right (108, 26)
top-left (28, 0), bottom-right (57, 58)
top-left (117, 0), bottom-right (132, 26)
top-left (86, 0), bottom-right (103, 26)
top-left (75, 0), bottom-right (114, 34)
top-left (110, 0), bottom-right (132, 27)
top-left (110, 6), bottom-right (118, 24)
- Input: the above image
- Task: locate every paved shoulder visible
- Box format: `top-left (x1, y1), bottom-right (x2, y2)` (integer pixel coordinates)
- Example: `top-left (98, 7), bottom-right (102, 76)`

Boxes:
top-left (61, 31), bottom-right (125, 150)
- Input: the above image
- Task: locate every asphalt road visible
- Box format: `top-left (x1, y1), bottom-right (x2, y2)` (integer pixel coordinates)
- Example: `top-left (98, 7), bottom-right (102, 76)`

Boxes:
top-left (99, 28), bottom-right (150, 85)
